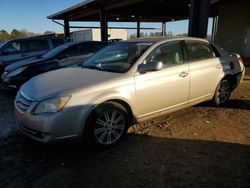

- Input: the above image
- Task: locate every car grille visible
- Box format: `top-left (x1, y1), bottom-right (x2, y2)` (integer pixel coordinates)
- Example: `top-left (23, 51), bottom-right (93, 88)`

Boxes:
top-left (15, 91), bottom-right (33, 113)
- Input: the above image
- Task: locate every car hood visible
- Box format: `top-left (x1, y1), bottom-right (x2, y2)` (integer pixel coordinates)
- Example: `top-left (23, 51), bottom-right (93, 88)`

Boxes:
top-left (5, 57), bottom-right (47, 72)
top-left (20, 67), bottom-right (125, 101)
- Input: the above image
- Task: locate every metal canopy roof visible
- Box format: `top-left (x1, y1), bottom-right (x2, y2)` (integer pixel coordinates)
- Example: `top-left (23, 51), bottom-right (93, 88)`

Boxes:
top-left (48, 0), bottom-right (207, 22)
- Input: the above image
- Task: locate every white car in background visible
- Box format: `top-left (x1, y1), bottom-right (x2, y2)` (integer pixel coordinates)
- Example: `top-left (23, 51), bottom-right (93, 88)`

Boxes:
top-left (15, 37), bottom-right (245, 147)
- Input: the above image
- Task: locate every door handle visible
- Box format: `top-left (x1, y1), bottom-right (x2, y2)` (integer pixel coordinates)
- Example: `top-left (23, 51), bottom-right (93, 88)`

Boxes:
top-left (179, 71), bottom-right (189, 78)
top-left (216, 64), bottom-right (222, 69)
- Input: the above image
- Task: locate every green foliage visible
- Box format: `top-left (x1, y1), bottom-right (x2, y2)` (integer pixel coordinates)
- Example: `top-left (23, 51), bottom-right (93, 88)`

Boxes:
top-left (0, 29), bottom-right (55, 42)
top-left (44, 31), bottom-right (55, 35)
top-left (129, 31), bottom-right (177, 39)
top-left (0, 29), bottom-right (10, 41)
top-left (10, 29), bottom-right (28, 39)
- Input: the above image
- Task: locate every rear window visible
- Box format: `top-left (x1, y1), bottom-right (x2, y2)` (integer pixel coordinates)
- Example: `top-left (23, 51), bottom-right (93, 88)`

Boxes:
top-left (186, 41), bottom-right (216, 62)
top-left (52, 39), bottom-right (65, 48)
top-left (25, 40), bottom-right (49, 51)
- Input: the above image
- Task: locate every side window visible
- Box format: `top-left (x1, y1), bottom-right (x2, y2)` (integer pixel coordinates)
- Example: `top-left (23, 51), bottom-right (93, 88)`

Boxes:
top-left (52, 39), bottom-right (65, 48)
top-left (91, 42), bottom-right (107, 52)
top-left (186, 41), bottom-right (216, 61)
top-left (3, 41), bottom-right (25, 54)
top-left (81, 43), bottom-right (103, 54)
top-left (146, 42), bottom-right (184, 67)
top-left (25, 40), bottom-right (49, 52)
top-left (62, 45), bottom-right (87, 57)
top-left (61, 43), bottom-right (103, 57)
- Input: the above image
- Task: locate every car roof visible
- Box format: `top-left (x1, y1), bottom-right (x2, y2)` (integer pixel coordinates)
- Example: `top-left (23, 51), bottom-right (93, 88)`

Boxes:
top-left (123, 36), bottom-right (209, 43)
top-left (64, 40), bottom-right (104, 47)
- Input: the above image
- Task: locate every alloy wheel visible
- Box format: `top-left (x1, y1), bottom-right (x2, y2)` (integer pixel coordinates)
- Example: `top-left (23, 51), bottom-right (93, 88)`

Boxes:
top-left (217, 80), bottom-right (231, 104)
top-left (94, 109), bottom-right (125, 145)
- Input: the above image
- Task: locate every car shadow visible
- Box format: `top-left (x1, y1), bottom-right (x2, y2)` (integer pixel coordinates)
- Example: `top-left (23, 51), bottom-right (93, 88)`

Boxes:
top-left (0, 133), bottom-right (249, 187)
top-left (197, 99), bottom-right (250, 110)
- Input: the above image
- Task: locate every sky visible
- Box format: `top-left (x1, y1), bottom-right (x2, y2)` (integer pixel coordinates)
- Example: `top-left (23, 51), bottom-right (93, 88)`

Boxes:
top-left (0, 0), bottom-right (213, 36)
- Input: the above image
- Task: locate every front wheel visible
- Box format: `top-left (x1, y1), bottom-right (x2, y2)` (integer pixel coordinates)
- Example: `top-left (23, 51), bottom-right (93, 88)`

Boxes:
top-left (213, 79), bottom-right (231, 106)
top-left (84, 102), bottom-right (129, 148)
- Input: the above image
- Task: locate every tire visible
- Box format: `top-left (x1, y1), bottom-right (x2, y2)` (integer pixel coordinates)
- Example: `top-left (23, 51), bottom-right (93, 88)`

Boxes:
top-left (84, 101), bottom-right (129, 148)
top-left (213, 79), bottom-right (231, 106)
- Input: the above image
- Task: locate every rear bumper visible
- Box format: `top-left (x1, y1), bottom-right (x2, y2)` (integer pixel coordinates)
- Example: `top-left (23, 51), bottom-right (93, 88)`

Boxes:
top-left (233, 68), bottom-right (245, 90)
top-left (238, 67), bottom-right (245, 83)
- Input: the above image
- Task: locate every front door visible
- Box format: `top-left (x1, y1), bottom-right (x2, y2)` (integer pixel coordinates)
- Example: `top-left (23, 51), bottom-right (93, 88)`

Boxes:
top-left (135, 41), bottom-right (190, 118)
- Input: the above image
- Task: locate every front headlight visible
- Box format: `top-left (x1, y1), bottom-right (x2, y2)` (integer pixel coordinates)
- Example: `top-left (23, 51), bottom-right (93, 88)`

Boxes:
top-left (7, 66), bottom-right (27, 77)
top-left (33, 96), bottom-right (71, 115)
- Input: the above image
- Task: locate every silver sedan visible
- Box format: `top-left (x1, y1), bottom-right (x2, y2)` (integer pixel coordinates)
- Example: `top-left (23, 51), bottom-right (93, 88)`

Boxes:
top-left (15, 37), bottom-right (245, 147)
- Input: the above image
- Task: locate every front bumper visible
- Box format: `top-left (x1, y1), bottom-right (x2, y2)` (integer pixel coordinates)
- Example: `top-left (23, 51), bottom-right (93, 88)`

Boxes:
top-left (15, 106), bottom-right (91, 143)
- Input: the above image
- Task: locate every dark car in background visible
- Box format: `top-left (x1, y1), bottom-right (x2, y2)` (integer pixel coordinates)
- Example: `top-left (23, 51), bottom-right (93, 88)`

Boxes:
top-left (1, 41), bottom-right (107, 90)
top-left (0, 36), bottom-right (67, 74)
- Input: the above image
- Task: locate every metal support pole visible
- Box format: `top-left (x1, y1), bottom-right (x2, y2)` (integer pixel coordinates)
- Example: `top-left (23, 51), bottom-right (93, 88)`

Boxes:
top-left (162, 22), bottom-right (166, 36)
top-left (188, 0), bottom-right (209, 38)
top-left (100, 8), bottom-right (108, 42)
top-left (137, 21), bottom-right (140, 38)
top-left (211, 16), bottom-right (218, 42)
top-left (64, 19), bottom-right (70, 38)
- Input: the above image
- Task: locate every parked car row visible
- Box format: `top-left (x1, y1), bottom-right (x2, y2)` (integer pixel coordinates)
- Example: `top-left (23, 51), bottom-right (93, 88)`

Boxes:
top-left (1, 37), bottom-right (246, 148)
top-left (1, 41), bottom-right (108, 89)
top-left (0, 36), bottom-right (68, 75)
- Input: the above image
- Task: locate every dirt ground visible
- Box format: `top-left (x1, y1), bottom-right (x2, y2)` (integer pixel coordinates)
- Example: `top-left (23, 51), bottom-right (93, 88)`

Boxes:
top-left (0, 80), bottom-right (250, 188)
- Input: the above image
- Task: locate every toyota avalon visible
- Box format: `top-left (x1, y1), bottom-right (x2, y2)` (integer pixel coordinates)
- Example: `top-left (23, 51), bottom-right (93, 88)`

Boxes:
top-left (15, 37), bottom-right (245, 147)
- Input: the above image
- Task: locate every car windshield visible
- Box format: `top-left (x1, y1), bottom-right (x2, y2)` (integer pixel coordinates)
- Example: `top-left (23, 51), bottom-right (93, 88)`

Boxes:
top-left (41, 44), bottom-right (70, 59)
top-left (82, 42), bottom-right (153, 73)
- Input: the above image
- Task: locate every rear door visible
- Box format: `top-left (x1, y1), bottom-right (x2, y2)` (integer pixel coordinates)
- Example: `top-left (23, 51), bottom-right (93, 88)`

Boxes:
top-left (135, 41), bottom-right (190, 118)
top-left (185, 40), bottom-right (222, 102)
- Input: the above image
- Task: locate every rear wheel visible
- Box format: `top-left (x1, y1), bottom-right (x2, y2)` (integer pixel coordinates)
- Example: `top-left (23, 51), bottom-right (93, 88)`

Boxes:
top-left (84, 102), bottom-right (129, 148)
top-left (213, 79), bottom-right (231, 106)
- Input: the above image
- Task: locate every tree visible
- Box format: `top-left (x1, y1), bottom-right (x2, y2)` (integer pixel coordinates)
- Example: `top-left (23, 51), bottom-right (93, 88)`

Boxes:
top-left (44, 31), bottom-right (55, 35)
top-left (0, 29), bottom-right (10, 41)
top-left (10, 29), bottom-right (28, 39)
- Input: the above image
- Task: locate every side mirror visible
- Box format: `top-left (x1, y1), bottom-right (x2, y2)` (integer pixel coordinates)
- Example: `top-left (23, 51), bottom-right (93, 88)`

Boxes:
top-left (138, 61), bottom-right (163, 74)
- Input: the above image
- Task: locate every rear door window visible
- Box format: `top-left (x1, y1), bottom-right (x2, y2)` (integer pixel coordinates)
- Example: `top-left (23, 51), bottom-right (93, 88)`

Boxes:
top-left (185, 41), bottom-right (216, 62)
top-left (52, 39), bottom-right (65, 48)
top-left (25, 39), bottom-right (49, 52)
